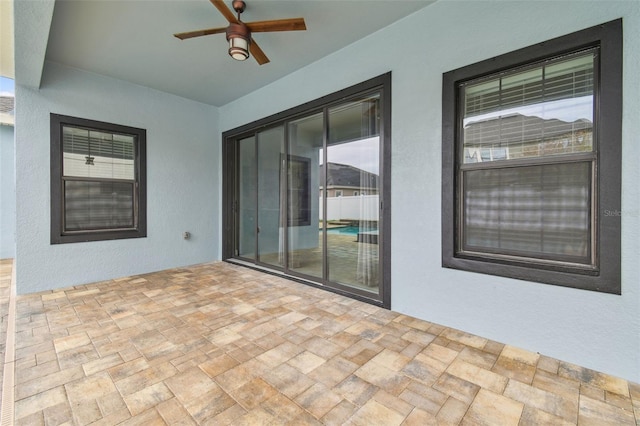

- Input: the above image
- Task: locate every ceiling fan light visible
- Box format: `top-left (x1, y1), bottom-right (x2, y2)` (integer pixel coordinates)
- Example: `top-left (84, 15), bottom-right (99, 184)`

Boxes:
top-left (229, 37), bottom-right (249, 61)
top-left (226, 23), bottom-right (251, 61)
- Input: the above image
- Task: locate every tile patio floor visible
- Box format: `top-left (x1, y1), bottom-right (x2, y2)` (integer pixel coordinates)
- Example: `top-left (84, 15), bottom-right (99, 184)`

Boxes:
top-left (1, 260), bottom-right (639, 425)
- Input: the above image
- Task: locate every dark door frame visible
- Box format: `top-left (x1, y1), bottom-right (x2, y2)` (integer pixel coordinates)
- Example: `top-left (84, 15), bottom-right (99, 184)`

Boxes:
top-left (222, 72), bottom-right (392, 308)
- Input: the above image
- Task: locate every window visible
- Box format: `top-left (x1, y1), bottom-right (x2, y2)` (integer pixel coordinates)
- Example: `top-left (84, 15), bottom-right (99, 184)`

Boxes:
top-left (442, 19), bottom-right (622, 293)
top-left (335, 190), bottom-right (343, 197)
top-left (51, 114), bottom-right (146, 244)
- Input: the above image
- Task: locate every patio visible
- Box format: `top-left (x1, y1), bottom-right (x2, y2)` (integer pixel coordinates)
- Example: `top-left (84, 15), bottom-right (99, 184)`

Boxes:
top-left (1, 259), bottom-right (638, 425)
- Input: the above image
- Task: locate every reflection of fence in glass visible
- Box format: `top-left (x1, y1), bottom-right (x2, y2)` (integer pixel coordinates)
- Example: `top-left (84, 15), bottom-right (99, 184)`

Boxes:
top-left (320, 195), bottom-right (379, 221)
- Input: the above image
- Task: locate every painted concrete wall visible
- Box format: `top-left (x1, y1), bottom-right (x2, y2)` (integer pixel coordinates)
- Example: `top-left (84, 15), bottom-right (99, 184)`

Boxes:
top-left (15, 62), bottom-right (219, 294)
top-left (0, 124), bottom-right (15, 258)
top-left (219, 1), bottom-right (640, 382)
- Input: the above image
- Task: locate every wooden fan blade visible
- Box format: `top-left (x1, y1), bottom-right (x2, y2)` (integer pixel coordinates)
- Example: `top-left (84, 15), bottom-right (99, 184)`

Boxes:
top-left (174, 27), bottom-right (227, 40)
top-left (210, 0), bottom-right (238, 23)
top-left (246, 18), bottom-right (306, 33)
top-left (250, 39), bottom-right (270, 65)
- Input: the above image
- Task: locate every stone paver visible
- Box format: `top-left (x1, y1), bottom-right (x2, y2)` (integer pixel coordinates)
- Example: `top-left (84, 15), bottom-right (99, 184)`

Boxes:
top-left (0, 260), bottom-right (637, 425)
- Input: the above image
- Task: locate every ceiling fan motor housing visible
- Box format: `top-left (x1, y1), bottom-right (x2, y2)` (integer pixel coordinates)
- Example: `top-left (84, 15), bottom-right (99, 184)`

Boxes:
top-left (232, 0), bottom-right (246, 14)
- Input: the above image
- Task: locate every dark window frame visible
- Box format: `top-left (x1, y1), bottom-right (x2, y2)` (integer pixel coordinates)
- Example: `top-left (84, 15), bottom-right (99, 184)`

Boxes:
top-left (442, 19), bottom-right (622, 294)
top-left (51, 114), bottom-right (147, 244)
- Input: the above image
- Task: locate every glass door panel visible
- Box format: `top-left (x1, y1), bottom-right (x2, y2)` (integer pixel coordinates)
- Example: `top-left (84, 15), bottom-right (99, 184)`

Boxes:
top-left (288, 112), bottom-right (324, 279)
top-left (238, 136), bottom-right (256, 260)
top-left (257, 126), bottom-right (285, 268)
top-left (326, 94), bottom-right (381, 292)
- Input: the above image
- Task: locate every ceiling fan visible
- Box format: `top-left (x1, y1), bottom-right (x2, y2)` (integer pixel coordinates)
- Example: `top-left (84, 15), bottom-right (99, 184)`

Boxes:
top-left (174, 0), bottom-right (306, 65)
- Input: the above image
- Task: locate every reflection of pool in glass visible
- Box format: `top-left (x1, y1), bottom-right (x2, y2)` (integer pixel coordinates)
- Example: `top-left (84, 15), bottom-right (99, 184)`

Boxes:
top-left (326, 226), bottom-right (377, 236)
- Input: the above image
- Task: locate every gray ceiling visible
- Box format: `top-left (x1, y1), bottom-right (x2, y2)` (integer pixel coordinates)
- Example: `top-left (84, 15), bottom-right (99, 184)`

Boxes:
top-left (45, 0), bottom-right (434, 107)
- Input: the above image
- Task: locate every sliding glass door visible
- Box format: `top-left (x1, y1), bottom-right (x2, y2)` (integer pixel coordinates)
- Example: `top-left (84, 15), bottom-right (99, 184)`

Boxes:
top-left (224, 74), bottom-right (390, 307)
top-left (236, 126), bottom-right (285, 268)
top-left (257, 127), bottom-right (285, 268)
top-left (288, 112), bottom-right (323, 279)
top-left (237, 136), bottom-right (256, 259)
top-left (327, 94), bottom-right (380, 289)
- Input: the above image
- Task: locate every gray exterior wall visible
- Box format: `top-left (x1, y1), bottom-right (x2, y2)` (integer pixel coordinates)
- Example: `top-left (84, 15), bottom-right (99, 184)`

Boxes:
top-left (15, 62), bottom-right (219, 294)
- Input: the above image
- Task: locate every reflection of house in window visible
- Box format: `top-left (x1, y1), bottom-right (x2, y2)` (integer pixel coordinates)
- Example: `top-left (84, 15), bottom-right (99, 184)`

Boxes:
top-left (463, 114), bottom-right (593, 162)
top-left (320, 162), bottom-right (379, 197)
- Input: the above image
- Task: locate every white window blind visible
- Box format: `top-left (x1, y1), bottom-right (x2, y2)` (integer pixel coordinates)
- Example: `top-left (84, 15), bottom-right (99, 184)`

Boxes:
top-left (462, 51), bottom-right (595, 163)
top-left (61, 124), bottom-right (137, 232)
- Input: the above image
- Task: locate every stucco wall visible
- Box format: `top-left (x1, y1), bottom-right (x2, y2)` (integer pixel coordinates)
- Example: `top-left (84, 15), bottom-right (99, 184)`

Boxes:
top-left (15, 62), bottom-right (219, 294)
top-left (0, 124), bottom-right (15, 258)
top-left (219, 1), bottom-right (640, 382)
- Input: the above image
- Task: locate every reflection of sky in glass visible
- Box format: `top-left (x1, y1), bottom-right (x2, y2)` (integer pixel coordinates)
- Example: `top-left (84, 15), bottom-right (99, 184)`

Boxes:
top-left (464, 96), bottom-right (593, 127)
top-left (0, 77), bottom-right (14, 96)
top-left (320, 136), bottom-right (380, 175)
